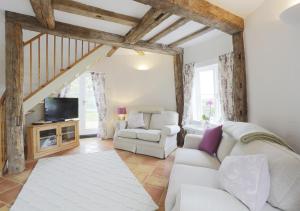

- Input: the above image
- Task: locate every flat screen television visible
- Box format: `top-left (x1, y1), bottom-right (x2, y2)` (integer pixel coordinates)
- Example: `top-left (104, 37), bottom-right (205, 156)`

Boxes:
top-left (44, 97), bottom-right (79, 122)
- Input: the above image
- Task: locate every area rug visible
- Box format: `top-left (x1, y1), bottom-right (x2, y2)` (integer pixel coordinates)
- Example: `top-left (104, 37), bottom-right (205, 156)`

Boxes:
top-left (11, 151), bottom-right (158, 211)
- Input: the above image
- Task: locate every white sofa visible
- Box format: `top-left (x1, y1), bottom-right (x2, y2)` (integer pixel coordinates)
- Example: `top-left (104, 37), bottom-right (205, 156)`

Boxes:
top-left (166, 127), bottom-right (300, 211)
top-left (113, 109), bottom-right (180, 159)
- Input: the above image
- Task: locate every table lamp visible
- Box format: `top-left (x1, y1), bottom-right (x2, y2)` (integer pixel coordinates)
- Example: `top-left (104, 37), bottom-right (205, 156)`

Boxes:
top-left (117, 107), bottom-right (127, 120)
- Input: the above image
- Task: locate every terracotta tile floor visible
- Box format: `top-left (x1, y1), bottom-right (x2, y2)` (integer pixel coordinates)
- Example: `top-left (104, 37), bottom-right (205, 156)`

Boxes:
top-left (0, 138), bottom-right (175, 211)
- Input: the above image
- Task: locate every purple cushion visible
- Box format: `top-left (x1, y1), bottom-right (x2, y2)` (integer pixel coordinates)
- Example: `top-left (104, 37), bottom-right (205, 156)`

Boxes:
top-left (198, 125), bottom-right (223, 155)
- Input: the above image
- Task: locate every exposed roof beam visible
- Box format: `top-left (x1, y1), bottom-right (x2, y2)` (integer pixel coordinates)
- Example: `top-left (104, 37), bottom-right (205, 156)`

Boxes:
top-left (106, 47), bottom-right (118, 57)
top-left (52, 0), bottom-right (140, 27)
top-left (125, 8), bottom-right (171, 44)
top-left (112, 8), bottom-right (171, 57)
top-left (133, 0), bottom-right (244, 34)
top-left (30, 0), bottom-right (55, 29)
top-left (6, 12), bottom-right (182, 55)
top-left (169, 26), bottom-right (213, 47)
top-left (148, 18), bottom-right (189, 43)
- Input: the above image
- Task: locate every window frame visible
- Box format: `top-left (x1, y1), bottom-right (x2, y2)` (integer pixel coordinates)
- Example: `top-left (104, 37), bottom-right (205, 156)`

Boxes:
top-left (190, 62), bottom-right (221, 125)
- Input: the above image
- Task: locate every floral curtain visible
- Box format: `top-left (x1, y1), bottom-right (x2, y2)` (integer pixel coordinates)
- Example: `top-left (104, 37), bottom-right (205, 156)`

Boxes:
top-left (90, 72), bottom-right (107, 139)
top-left (182, 63), bottom-right (195, 126)
top-left (218, 52), bottom-right (235, 121)
top-left (58, 85), bottom-right (70, 98)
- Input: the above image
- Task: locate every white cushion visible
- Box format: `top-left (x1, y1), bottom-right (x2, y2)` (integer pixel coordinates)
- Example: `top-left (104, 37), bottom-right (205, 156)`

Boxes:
top-left (175, 148), bottom-right (220, 169)
top-left (183, 134), bottom-right (204, 149)
top-left (174, 185), bottom-right (249, 211)
top-left (219, 154), bottom-right (270, 211)
top-left (261, 204), bottom-right (281, 211)
top-left (217, 132), bottom-right (237, 161)
top-left (230, 141), bottom-right (300, 211)
top-left (136, 130), bottom-right (161, 142)
top-left (165, 164), bottom-right (219, 211)
top-left (127, 112), bottom-right (145, 129)
top-left (150, 111), bottom-right (178, 130)
top-left (118, 129), bottom-right (145, 139)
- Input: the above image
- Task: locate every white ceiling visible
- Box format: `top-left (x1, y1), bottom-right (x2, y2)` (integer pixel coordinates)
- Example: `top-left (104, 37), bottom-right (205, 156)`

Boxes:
top-left (207, 0), bottom-right (265, 18)
top-left (0, 0), bottom-right (265, 52)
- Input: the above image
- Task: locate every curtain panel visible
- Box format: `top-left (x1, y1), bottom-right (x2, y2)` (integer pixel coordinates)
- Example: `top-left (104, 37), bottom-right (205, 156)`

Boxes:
top-left (90, 72), bottom-right (108, 139)
top-left (218, 52), bottom-right (247, 122)
top-left (182, 62), bottom-right (195, 126)
top-left (58, 85), bottom-right (71, 98)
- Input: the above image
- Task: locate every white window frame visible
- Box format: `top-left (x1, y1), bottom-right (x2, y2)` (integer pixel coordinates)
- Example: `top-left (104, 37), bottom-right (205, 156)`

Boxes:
top-left (190, 62), bottom-right (221, 125)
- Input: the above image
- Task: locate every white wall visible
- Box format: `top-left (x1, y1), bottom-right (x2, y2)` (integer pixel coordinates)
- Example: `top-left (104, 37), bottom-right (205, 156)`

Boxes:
top-left (89, 53), bottom-right (176, 138)
top-left (245, 0), bottom-right (300, 152)
top-left (184, 33), bottom-right (233, 65)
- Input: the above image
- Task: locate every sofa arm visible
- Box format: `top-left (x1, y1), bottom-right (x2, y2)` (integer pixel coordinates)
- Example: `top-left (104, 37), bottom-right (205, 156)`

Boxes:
top-left (162, 125), bottom-right (180, 136)
top-left (183, 134), bottom-right (204, 149)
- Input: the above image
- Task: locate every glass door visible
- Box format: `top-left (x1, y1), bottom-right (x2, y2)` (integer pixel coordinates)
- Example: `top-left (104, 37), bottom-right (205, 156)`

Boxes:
top-left (37, 126), bottom-right (58, 151)
top-left (61, 125), bottom-right (76, 144)
top-left (65, 73), bottom-right (98, 135)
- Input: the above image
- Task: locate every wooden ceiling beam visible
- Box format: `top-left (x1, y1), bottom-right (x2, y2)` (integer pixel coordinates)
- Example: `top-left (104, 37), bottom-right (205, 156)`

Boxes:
top-left (133, 0), bottom-right (244, 34)
top-left (148, 17), bottom-right (189, 43)
top-left (106, 47), bottom-right (118, 57)
top-left (30, 0), bottom-right (55, 29)
top-left (125, 8), bottom-right (171, 44)
top-left (6, 12), bottom-right (182, 55)
top-left (169, 26), bottom-right (213, 47)
top-left (52, 0), bottom-right (140, 27)
top-left (112, 7), bottom-right (172, 57)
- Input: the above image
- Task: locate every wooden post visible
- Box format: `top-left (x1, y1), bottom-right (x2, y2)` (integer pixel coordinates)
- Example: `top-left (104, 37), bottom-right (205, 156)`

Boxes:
top-left (232, 32), bottom-right (248, 122)
top-left (174, 53), bottom-right (184, 146)
top-left (5, 21), bottom-right (25, 174)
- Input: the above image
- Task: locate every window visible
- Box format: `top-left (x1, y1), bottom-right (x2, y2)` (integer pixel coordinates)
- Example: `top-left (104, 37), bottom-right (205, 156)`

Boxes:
top-left (191, 64), bottom-right (221, 124)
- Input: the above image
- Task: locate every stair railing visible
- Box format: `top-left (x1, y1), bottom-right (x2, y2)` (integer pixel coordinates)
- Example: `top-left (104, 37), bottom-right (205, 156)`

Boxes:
top-left (23, 33), bottom-right (102, 100)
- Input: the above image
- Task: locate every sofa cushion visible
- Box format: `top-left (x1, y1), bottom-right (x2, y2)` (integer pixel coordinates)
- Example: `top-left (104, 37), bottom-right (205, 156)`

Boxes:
top-left (219, 154), bottom-right (270, 211)
top-left (230, 141), bottom-right (300, 211)
top-left (127, 112), bottom-right (145, 129)
top-left (150, 111), bottom-right (178, 130)
top-left (136, 130), bottom-right (161, 142)
top-left (199, 125), bottom-right (223, 155)
top-left (217, 132), bottom-right (237, 161)
top-left (183, 134), bottom-right (204, 149)
top-left (165, 164), bottom-right (219, 211)
top-left (118, 129), bottom-right (145, 139)
top-left (175, 148), bottom-right (220, 169)
top-left (173, 185), bottom-right (249, 211)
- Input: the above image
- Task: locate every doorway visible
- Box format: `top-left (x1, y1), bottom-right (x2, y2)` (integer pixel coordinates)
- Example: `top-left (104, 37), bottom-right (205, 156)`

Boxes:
top-left (66, 72), bottom-right (98, 136)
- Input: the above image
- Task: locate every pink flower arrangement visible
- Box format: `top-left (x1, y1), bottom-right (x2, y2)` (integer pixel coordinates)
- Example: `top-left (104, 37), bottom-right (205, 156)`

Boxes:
top-left (206, 99), bottom-right (213, 106)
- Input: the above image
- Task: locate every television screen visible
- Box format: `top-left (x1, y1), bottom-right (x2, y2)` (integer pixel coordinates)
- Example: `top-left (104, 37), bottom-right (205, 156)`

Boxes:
top-left (44, 97), bottom-right (79, 122)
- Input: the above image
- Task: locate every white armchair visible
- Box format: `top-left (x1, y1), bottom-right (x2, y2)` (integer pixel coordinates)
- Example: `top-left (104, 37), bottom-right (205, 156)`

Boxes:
top-left (113, 110), bottom-right (179, 159)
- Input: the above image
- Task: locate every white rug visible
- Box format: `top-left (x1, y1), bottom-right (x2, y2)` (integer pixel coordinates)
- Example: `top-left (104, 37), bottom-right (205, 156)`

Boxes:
top-left (11, 151), bottom-right (158, 211)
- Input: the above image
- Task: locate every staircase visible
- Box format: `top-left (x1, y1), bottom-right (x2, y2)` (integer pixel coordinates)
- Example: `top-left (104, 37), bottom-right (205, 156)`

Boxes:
top-left (1, 33), bottom-right (110, 174)
top-left (23, 33), bottom-right (110, 112)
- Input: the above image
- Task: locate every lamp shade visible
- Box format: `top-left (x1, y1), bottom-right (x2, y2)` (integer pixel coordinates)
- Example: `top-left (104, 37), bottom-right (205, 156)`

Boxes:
top-left (117, 107), bottom-right (127, 115)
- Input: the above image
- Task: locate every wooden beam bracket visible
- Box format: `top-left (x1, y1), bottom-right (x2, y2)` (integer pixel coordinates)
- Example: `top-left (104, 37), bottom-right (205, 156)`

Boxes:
top-left (30, 0), bottom-right (55, 29)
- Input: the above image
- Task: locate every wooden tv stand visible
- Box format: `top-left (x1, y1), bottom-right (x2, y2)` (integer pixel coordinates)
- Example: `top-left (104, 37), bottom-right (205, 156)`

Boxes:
top-left (27, 120), bottom-right (79, 160)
